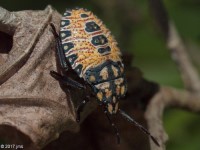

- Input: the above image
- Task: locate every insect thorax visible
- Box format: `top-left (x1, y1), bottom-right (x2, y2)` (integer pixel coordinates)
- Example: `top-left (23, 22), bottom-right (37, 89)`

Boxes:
top-left (85, 60), bottom-right (127, 103)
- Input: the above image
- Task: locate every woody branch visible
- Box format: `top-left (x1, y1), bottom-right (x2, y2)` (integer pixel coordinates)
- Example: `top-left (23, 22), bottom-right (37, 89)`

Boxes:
top-left (146, 0), bottom-right (200, 150)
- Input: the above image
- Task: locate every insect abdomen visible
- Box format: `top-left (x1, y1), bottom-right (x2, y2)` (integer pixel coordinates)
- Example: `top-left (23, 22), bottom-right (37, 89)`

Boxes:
top-left (60, 8), bottom-right (123, 82)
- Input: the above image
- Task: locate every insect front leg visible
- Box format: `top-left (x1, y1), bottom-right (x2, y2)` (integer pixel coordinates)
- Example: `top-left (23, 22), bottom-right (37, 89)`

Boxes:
top-left (50, 23), bottom-right (68, 71)
top-left (50, 71), bottom-right (85, 89)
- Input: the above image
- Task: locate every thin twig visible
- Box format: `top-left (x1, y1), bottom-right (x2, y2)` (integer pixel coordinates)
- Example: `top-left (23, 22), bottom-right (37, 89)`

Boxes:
top-left (167, 22), bottom-right (200, 92)
top-left (147, 1), bottom-right (200, 149)
top-left (145, 86), bottom-right (200, 150)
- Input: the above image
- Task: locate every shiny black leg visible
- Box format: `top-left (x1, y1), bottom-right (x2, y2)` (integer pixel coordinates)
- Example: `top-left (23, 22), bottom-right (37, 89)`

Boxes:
top-left (50, 23), bottom-right (68, 71)
top-left (119, 109), bottom-right (160, 147)
top-left (50, 23), bottom-right (90, 123)
top-left (50, 70), bottom-right (85, 89)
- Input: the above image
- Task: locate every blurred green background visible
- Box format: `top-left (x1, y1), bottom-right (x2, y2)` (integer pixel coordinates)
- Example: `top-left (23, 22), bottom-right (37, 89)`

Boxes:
top-left (1, 0), bottom-right (200, 149)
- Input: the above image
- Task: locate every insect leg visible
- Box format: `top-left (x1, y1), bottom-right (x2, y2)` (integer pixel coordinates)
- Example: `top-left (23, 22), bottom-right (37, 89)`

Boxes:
top-left (50, 70), bottom-right (85, 89)
top-left (118, 109), bottom-right (160, 147)
top-left (50, 23), bottom-right (69, 71)
top-left (104, 110), bottom-right (120, 144)
top-left (76, 95), bottom-right (90, 122)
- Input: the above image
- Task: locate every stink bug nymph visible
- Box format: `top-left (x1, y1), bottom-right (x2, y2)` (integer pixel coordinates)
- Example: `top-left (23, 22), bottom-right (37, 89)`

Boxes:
top-left (50, 8), bottom-right (159, 146)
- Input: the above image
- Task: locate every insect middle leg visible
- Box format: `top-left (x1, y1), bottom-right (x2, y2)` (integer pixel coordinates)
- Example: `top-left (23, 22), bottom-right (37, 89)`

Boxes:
top-left (50, 23), bottom-right (85, 89)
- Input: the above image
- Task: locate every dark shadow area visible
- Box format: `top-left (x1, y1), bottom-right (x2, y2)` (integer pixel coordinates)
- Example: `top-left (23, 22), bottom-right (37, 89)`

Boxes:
top-left (0, 125), bottom-right (36, 150)
top-left (0, 31), bottom-right (13, 54)
top-left (0, 31), bottom-right (13, 64)
top-left (43, 107), bottom-right (150, 150)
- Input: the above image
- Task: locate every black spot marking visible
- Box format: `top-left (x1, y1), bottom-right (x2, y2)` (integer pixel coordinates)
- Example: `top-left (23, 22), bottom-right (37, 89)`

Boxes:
top-left (85, 60), bottom-right (124, 85)
top-left (66, 54), bottom-right (78, 65)
top-left (91, 35), bottom-right (108, 46)
top-left (85, 21), bottom-right (100, 33)
top-left (74, 64), bottom-right (83, 76)
top-left (85, 69), bottom-right (99, 84)
top-left (60, 30), bottom-right (71, 40)
top-left (60, 20), bottom-right (70, 27)
top-left (81, 14), bottom-right (89, 18)
top-left (98, 46), bottom-right (111, 54)
top-left (62, 42), bottom-right (74, 53)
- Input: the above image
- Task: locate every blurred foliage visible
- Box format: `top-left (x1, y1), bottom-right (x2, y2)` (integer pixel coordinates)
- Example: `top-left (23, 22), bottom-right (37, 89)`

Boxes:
top-left (1, 0), bottom-right (200, 149)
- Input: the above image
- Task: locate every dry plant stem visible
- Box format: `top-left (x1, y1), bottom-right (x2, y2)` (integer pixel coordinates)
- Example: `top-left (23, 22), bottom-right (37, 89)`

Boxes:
top-left (145, 86), bottom-right (200, 150)
top-left (0, 6), bottom-right (20, 35)
top-left (167, 22), bottom-right (200, 92)
top-left (147, 0), bottom-right (200, 149)
top-left (149, 0), bottom-right (200, 92)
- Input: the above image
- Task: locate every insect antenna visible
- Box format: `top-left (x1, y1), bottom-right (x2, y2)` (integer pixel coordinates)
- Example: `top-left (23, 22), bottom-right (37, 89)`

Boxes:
top-left (104, 110), bottom-right (120, 144)
top-left (118, 109), bottom-right (160, 147)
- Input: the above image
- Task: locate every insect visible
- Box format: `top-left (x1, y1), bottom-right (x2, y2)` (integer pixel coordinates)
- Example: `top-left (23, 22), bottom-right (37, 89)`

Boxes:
top-left (50, 8), bottom-right (159, 146)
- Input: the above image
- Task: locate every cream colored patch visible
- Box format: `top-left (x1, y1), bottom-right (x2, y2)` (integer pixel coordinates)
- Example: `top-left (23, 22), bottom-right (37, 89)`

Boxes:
top-left (94, 25), bottom-right (98, 30)
top-left (89, 75), bottom-right (96, 82)
top-left (120, 67), bottom-right (124, 73)
top-left (116, 85), bottom-right (120, 95)
top-left (100, 38), bottom-right (105, 44)
top-left (108, 103), bottom-right (113, 114)
top-left (61, 21), bottom-right (65, 26)
top-left (100, 67), bottom-right (109, 80)
top-left (112, 65), bottom-right (118, 77)
top-left (68, 58), bottom-right (72, 63)
top-left (113, 96), bottom-right (116, 103)
top-left (95, 82), bottom-right (110, 90)
top-left (64, 45), bottom-right (68, 50)
top-left (120, 86), bottom-right (125, 95)
top-left (114, 78), bottom-right (124, 85)
top-left (97, 92), bottom-right (103, 101)
top-left (61, 33), bottom-right (66, 38)
top-left (114, 102), bottom-right (119, 114)
top-left (105, 89), bottom-right (112, 98)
